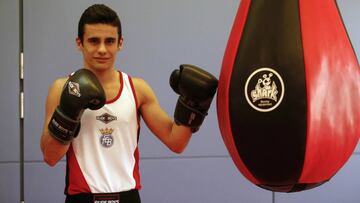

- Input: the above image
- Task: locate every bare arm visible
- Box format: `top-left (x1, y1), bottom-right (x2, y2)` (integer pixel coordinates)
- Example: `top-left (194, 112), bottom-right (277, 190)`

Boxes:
top-left (40, 78), bottom-right (69, 166)
top-left (133, 78), bottom-right (192, 153)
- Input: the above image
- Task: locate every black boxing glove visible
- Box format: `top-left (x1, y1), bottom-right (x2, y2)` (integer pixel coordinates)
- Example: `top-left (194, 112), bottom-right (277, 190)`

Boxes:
top-left (48, 69), bottom-right (106, 144)
top-left (170, 64), bottom-right (218, 132)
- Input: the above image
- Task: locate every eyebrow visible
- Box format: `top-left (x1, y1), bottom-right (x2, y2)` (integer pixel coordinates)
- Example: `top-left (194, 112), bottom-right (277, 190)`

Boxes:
top-left (87, 37), bottom-right (116, 40)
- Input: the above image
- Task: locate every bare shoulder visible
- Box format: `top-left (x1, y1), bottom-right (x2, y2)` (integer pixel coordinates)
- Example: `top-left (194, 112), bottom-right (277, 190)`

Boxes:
top-left (131, 77), bottom-right (157, 107)
top-left (53, 77), bottom-right (68, 88)
top-left (131, 77), bottom-right (149, 90)
top-left (48, 77), bottom-right (67, 96)
top-left (45, 77), bottom-right (68, 111)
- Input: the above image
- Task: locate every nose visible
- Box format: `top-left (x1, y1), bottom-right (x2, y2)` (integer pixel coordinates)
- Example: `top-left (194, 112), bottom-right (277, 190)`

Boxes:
top-left (98, 42), bottom-right (107, 55)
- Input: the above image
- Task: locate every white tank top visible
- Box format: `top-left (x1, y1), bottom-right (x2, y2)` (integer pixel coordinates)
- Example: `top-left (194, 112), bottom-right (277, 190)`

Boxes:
top-left (65, 71), bottom-right (141, 194)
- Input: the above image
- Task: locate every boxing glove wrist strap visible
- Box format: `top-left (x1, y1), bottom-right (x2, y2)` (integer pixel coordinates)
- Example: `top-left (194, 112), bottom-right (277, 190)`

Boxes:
top-left (48, 107), bottom-right (80, 144)
top-left (174, 98), bottom-right (207, 133)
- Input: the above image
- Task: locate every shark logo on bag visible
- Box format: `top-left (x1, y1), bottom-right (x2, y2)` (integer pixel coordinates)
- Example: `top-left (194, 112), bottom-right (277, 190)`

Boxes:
top-left (245, 67), bottom-right (285, 112)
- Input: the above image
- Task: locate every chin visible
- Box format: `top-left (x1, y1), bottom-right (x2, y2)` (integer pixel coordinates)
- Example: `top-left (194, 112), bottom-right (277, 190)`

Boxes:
top-left (92, 64), bottom-right (113, 71)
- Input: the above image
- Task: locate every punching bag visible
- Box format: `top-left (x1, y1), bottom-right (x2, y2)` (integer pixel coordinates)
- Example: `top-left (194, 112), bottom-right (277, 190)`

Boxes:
top-left (217, 0), bottom-right (360, 192)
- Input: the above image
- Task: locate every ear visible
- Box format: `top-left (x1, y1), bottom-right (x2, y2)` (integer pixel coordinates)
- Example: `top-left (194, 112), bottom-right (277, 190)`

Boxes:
top-left (76, 37), bottom-right (83, 51)
top-left (118, 37), bottom-right (124, 51)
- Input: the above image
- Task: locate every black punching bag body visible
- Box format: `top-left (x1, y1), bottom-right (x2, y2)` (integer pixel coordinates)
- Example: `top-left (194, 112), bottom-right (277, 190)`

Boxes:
top-left (217, 0), bottom-right (360, 192)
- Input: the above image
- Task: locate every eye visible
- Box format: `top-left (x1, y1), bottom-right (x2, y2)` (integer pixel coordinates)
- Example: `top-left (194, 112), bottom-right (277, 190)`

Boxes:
top-left (88, 38), bottom-right (100, 45)
top-left (105, 38), bottom-right (116, 45)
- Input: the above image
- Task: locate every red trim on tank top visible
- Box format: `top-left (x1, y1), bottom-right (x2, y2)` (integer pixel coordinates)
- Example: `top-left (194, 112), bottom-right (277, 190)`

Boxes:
top-left (128, 75), bottom-right (142, 189)
top-left (66, 145), bottom-right (91, 194)
top-left (133, 144), bottom-right (142, 189)
top-left (106, 71), bottom-right (123, 104)
top-left (128, 76), bottom-right (140, 125)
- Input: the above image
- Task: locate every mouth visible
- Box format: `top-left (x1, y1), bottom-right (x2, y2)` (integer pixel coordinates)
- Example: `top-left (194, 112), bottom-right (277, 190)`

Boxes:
top-left (94, 57), bottom-right (110, 63)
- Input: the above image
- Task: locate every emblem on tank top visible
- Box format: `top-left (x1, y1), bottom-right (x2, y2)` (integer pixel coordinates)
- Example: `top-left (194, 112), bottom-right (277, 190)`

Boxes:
top-left (99, 128), bottom-right (115, 148)
top-left (245, 67), bottom-right (285, 112)
top-left (96, 113), bottom-right (117, 124)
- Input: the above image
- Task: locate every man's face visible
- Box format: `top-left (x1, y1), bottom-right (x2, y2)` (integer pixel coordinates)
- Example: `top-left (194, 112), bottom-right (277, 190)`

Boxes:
top-left (76, 23), bottom-right (123, 71)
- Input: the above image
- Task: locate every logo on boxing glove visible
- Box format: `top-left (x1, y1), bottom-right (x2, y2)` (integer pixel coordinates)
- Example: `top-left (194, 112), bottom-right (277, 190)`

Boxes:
top-left (68, 81), bottom-right (81, 97)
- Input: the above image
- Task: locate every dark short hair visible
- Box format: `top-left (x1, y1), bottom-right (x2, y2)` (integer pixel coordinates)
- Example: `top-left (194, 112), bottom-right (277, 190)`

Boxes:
top-left (78, 4), bottom-right (122, 43)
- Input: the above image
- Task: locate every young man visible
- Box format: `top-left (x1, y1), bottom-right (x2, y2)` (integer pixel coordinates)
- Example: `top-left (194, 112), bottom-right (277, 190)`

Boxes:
top-left (40, 4), bottom-right (217, 203)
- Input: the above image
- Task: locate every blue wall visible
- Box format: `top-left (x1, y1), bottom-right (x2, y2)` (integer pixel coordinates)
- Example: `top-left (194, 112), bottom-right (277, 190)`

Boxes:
top-left (1, 0), bottom-right (359, 202)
